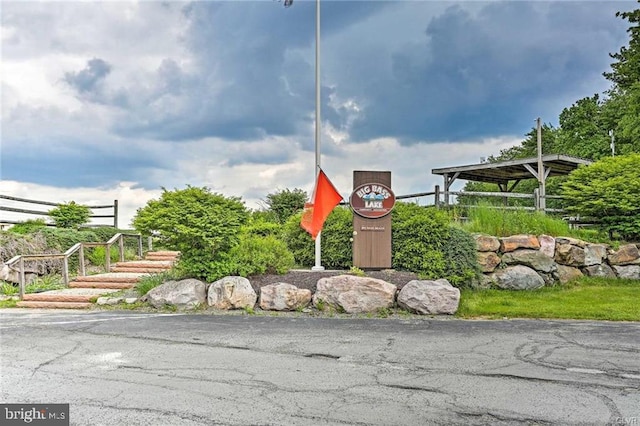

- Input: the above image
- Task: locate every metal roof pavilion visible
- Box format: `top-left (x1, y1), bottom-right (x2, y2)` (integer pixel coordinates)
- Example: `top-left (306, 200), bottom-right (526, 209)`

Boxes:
top-left (431, 154), bottom-right (592, 205)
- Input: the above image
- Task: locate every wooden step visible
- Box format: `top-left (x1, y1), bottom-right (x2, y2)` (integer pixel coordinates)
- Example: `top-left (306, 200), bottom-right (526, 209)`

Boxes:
top-left (16, 301), bottom-right (93, 309)
top-left (74, 275), bottom-right (143, 283)
top-left (69, 281), bottom-right (135, 289)
top-left (23, 294), bottom-right (96, 303)
top-left (113, 261), bottom-right (174, 269)
top-left (111, 266), bottom-right (171, 274)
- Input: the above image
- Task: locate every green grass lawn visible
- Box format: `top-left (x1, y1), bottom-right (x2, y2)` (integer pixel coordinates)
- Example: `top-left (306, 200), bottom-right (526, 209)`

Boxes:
top-left (457, 277), bottom-right (640, 321)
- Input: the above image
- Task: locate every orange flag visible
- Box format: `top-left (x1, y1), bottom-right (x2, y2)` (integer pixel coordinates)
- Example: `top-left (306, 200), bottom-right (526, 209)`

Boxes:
top-left (300, 169), bottom-right (343, 240)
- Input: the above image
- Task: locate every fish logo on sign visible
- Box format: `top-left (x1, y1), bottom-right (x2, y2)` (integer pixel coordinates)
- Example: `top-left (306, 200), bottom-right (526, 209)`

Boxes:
top-left (349, 183), bottom-right (396, 219)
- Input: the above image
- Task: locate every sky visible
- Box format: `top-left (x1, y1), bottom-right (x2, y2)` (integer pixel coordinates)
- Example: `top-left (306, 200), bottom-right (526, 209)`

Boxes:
top-left (1, 0), bottom-right (635, 228)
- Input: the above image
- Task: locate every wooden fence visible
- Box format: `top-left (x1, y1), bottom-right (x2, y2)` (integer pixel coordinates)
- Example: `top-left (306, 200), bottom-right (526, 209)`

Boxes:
top-left (0, 195), bottom-right (119, 228)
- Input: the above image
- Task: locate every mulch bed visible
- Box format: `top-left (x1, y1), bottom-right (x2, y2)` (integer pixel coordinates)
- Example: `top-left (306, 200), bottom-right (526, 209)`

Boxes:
top-left (248, 269), bottom-right (420, 294)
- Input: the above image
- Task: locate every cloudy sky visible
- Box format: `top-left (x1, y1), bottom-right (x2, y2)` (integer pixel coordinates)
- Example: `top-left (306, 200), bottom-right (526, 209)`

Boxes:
top-left (1, 0), bottom-right (635, 227)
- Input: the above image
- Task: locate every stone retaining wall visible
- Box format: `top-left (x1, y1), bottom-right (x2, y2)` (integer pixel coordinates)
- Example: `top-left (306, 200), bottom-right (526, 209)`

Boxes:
top-left (475, 234), bottom-right (640, 289)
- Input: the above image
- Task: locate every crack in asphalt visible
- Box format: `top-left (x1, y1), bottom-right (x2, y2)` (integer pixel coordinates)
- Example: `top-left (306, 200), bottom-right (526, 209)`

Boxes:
top-left (30, 340), bottom-right (82, 378)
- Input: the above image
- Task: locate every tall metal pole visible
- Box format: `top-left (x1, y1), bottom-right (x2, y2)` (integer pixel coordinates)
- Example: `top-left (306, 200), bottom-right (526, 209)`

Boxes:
top-left (312, 0), bottom-right (324, 271)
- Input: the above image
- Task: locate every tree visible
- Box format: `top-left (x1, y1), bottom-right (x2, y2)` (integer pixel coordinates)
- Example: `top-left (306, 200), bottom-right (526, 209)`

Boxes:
top-left (48, 201), bottom-right (91, 228)
top-left (263, 188), bottom-right (308, 224)
top-left (133, 186), bottom-right (248, 280)
top-left (562, 154), bottom-right (640, 240)
top-left (555, 95), bottom-right (611, 160)
top-left (603, 3), bottom-right (640, 90)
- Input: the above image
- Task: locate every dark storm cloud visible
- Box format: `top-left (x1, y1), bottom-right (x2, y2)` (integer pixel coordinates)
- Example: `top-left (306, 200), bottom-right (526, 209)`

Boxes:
top-left (64, 58), bottom-right (112, 94)
top-left (339, 1), bottom-right (631, 143)
top-left (111, 1), bottom-right (390, 145)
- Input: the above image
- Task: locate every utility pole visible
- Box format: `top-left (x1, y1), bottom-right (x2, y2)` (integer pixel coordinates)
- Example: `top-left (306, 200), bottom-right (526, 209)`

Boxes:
top-left (609, 129), bottom-right (615, 157)
top-left (536, 118), bottom-right (545, 212)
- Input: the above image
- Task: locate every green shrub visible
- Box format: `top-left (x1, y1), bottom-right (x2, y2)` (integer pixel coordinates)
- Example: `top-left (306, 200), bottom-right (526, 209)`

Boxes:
top-left (85, 246), bottom-right (119, 266)
top-left (440, 227), bottom-right (482, 287)
top-left (133, 186), bottom-right (248, 281)
top-left (227, 234), bottom-right (294, 277)
top-left (136, 270), bottom-right (186, 296)
top-left (8, 219), bottom-right (48, 235)
top-left (282, 207), bottom-right (352, 268)
top-left (392, 203), bottom-right (449, 275)
top-left (48, 201), bottom-right (91, 228)
top-left (563, 153), bottom-right (640, 240)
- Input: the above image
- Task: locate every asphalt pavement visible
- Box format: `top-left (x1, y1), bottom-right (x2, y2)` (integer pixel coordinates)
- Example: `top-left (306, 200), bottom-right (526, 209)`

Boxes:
top-left (1, 310), bottom-right (639, 425)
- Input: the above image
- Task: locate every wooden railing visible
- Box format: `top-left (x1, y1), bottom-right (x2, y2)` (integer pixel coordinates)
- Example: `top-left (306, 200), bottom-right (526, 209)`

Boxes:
top-left (0, 195), bottom-right (119, 228)
top-left (5, 233), bottom-right (144, 300)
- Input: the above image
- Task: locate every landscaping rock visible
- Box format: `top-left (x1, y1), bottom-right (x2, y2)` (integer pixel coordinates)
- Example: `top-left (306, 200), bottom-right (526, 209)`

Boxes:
top-left (313, 275), bottom-right (397, 314)
top-left (0, 263), bottom-right (38, 285)
top-left (584, 244), bottom-right (608, 266)
top-left (608, 244), bottom-right (640, 266)
top-left (555, 265), bottom-right (584, 284)
top-left (397, 279), bottom-right (460, 315)
top-left (475, 234), bottom-right (500, 252)
top-left (96, 297), bottom-right (123, 306)
top-left (147, 278), bottom-right (206, 310)
top-left (538, 235), bottom-right (556, 258)
top-left (555, 243), bottom-right (585, 267)
top-left (501, 249), bottom-right (556, 273)
top-left (477, 251), bottom-right (501, 273)
top-left (259, 283), bottom-right (311, 311)
top-left (612, 265), bottom-right (640, 280)
top-left (583, 264), bottom-right (616, 278)
top-left (208, 276), bottom-right (257, 310)
top-left (556, 237), bottom-right (588, 248)
top-left (490, 265), bottom-right (545, 290)
top-left (500, 235), bottom-right (540, 253)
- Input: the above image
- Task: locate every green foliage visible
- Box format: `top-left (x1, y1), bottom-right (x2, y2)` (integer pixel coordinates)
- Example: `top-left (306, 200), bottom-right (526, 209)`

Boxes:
top-left (603, 5), bottom-right (640, 90)
top-left (391, 203), bottom-right (480, 287)
top-left (8, 219), bottom-right (47, 235)
top-left (0, 282), bottom-right (18, 295)
top-left (132, 186), bottom-right (248, 280)
top-left (563, 154), bottom-right (640, 240)
top-left (25, 275), bottom-right (65, 293)
top-left (440, 227), bottom-right (482, 287)
top-left (263, 188), bottom-right (308, 224)
top-left (35, 228), bottom-right (99, 250)
top-left (227, 234), bottom-right (295, 277)
top-left (85, 246), bottom-right (119, 267)
top-left (243, 212), bottom-right (283, 237)
top-left (48, 201), bottom-right (91, 228)
top-left (392, 203), bottom-right (449, 276)
top-left (348, 266), bottom-right (366, 277)
top-left (461, 203), bottom-right (572, 237)
top-left (136, 270), bottom-right (186, 296)
top-left (282, 207), bottom-right (352, 268)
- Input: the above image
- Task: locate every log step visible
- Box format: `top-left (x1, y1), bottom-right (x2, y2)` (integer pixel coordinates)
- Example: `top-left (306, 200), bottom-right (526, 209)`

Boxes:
top-left (69, 281), bottom-right (135, 289)
top-left (16, 301), bottom-right (93, 309)
top-left (23, 294), bottom-right (96, 303)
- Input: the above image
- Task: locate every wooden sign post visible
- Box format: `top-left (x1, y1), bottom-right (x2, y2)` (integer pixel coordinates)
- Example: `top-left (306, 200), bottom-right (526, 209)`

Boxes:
top-left (350, 171), bottom-right (395, 269)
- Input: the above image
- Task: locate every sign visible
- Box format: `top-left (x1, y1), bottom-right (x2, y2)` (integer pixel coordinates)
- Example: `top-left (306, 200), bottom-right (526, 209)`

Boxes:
top-left (349, 183), bottom-right (396, 219)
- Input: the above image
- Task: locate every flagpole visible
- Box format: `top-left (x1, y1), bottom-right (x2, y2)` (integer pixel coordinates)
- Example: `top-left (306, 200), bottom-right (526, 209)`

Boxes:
top-left (312, 0), bottom-right (324, 271)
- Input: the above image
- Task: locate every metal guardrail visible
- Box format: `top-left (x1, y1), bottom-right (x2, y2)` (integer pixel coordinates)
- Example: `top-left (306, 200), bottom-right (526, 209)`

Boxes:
top-left (5, 233), bottom-right (144, 300)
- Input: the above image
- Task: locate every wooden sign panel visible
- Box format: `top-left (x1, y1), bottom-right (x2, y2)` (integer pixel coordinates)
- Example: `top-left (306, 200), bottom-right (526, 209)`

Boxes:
top-left (351, 171), bottom-right (394, 269)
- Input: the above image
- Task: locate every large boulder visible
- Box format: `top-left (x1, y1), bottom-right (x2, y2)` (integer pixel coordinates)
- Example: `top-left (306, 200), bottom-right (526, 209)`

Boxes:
top-left (313, 275), bottom-right (397, 314)
top-left (397, 279), bottom-right (460, 315)
top-left (538, 235), bottom-right (556, 258)
top-left (556, 264), bottom-right (584, 284)
top-left (490, 265), bottom-right (545, 290)
top-left (555, 243), bottom-right (585, 267)
top-left (608, 244), bottom-right (640, 266)
top-left (475, 234), bottom-right (500, 252)
top-left (259, 283), bottom-right (311, 311)
top-left (612, 265), bottom-right (640, 280)
top-left (501, 249), bottom-right (556, 273)
top-left (0, 263), bottom-right (38, 285)
top-left (146, 278), bottom-right (206, 310)
top-left (477, 251), bottom-right (501, 273)
top-left (584, 244), bottom-right (608, 266)
top-left (583, 264), bottom-right (616, 278)
top-left (208, 276), bottom-right (257, 310)
top-left (500, 235), bottom-right (540, 253)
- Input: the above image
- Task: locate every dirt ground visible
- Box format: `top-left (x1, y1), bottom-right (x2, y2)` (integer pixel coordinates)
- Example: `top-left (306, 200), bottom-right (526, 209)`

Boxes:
top-left (248, 269), bottom-right (420, 294)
